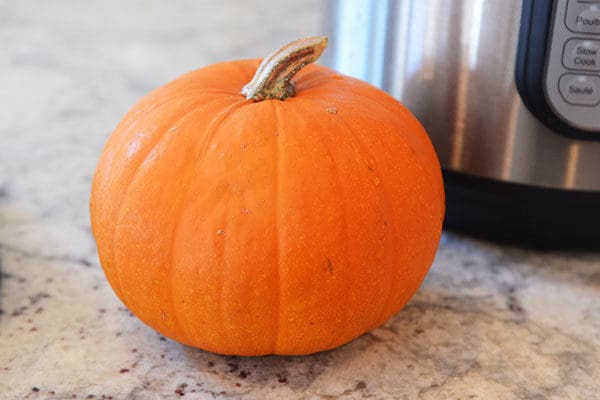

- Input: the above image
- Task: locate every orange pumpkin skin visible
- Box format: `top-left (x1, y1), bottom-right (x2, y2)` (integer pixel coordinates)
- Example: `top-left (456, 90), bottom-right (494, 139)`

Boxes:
top-left (90, 59), bottom-right (445, 356)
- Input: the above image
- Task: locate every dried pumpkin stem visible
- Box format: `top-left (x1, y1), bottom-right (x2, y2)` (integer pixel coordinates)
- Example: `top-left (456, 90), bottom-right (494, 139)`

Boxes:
top-left (241, 36), bottom-right (328, 101)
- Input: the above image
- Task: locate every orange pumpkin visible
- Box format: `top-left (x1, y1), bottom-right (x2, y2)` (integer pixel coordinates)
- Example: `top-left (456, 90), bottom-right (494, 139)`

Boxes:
top-left (90, 37), bottom-right (444, 356)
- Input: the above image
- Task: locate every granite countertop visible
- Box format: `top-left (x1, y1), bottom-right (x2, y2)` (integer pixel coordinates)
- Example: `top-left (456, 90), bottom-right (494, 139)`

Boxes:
top-left (1, 1), bottom-right (600, 399)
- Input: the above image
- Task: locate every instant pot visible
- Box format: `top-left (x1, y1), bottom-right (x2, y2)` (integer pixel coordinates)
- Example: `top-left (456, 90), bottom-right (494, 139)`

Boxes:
top-left (325, 0), bottom-right (600, 248)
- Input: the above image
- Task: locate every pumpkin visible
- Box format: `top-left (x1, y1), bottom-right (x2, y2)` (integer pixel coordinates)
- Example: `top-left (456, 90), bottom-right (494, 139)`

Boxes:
top-left (90, 37), bottom-right (445, 356)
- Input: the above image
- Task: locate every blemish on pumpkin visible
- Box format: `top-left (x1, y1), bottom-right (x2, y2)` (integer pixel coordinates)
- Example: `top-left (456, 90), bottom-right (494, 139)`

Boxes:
top-left (241, 208), bottom-right (250, 215)
top-left (367, 159), bottom-right (376, 171)
top-left (326, 106), bottom-right (338, 115)
top-left (146, 149), bottom-right (158, 163)
top-left (217, 228), bottom-right (225, 236)
top-left (373, 177), bottom-right (381, 186)
top-left (274, 131), bottom-right (279, 136)
top-left (325, 257), bottom-right (333, 274)
top-left (126, 140), bottom-right (142, 158)
top-left (168, 126), bottom-right (178, 133)
top-left (240, 143), bottom-right (247, 149)
top-left (161, 312), bottom-right (167, 321)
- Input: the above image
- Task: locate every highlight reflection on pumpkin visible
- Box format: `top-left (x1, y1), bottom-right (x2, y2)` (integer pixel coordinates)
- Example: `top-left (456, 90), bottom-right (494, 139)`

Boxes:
top-left (90, 37), bottom-right (445, 356)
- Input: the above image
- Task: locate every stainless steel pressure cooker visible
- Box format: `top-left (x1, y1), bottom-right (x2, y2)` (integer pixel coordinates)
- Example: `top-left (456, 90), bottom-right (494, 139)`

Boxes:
top-left (325, 0), bottom-right (600, 247)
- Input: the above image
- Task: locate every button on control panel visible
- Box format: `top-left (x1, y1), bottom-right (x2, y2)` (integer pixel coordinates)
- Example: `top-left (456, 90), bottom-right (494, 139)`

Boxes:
top-left (559, 73), bottom-right (600, 105)
top-left (545, 0), bottom-right (600, 131)
top-left (566, 0), bottom-right (600, 33)
top-left (563, 38), bottom-right (600, 70)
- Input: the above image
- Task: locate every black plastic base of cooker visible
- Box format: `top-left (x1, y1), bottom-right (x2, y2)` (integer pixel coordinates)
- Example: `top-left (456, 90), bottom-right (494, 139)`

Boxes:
top-left (443, 170), bottom-right (600, 250)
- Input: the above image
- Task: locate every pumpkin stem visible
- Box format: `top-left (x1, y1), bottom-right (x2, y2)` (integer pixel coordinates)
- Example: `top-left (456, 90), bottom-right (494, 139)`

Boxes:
top-left (241, 36), bottom-right (328, 101)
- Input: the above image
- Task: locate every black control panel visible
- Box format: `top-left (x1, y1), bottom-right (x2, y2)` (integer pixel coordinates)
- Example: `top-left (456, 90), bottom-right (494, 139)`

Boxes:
top-left (516, 0), bottom-right (600, 140)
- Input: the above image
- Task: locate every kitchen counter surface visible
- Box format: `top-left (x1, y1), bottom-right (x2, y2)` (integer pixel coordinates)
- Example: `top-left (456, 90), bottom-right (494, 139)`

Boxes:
top-left (1, 1), bottom-right (600, 399)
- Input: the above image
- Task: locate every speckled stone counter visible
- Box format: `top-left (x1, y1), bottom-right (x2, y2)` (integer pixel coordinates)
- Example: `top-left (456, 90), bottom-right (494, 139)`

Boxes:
top-left (1, 1), bottom-right (600, 399)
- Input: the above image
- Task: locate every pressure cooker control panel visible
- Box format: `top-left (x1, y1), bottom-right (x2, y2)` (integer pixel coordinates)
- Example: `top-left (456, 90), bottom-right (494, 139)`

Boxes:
top-left (545, 0), bottom-right (600, 132)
